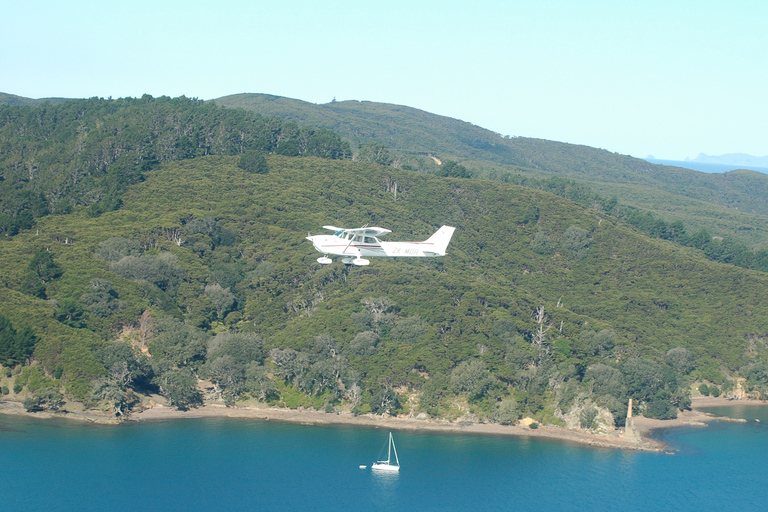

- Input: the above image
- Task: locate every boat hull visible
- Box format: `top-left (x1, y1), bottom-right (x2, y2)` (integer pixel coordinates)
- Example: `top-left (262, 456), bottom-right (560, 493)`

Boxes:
top-left (371, 463), bottom-right (400, 472)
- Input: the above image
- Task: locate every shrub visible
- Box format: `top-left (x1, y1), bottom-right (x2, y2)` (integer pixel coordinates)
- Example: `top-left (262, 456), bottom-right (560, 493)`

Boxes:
top-left (531, 231), bottom-right (556, 255)
top-left (348, 331), bottom-right (379, 356)
top-left (493, 397), bottom-right (519, 425)
top-left (95, 237), bottom-right (141, 262)
top-left (237, 150), bottom-right (268, 174)
top-left (450, 360), bottom-right (493, 401)
top-left (388, 316), bottom-right (427, 343)
top-left (81, 279), bottom-right (123, 318)
top-left (110, 252), bottom-right (186, 294)
top-left (666, 347), bottom-right (696, 375)
top-left (561, 226), bottom-right (591, 259)
top-left (23, 388), bottom-right (64, 412)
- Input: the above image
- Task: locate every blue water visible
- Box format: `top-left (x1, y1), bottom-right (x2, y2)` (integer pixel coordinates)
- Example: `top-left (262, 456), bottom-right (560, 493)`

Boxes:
top-left (1, 407), bottom-right (767, 511)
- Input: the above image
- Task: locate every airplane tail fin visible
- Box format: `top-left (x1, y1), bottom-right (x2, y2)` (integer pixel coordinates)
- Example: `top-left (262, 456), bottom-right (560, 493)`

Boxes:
top-left (424, 225), bottom-right (456, 256)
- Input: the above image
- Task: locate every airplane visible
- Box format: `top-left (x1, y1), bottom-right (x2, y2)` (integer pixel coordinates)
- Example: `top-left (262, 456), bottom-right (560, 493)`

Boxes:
top-left (306, 225), bottom-right (456, 266)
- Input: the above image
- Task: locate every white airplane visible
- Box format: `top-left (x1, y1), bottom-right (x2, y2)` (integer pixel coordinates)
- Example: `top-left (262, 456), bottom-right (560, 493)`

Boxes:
top-left (306, 225), bottom-right (456, 266)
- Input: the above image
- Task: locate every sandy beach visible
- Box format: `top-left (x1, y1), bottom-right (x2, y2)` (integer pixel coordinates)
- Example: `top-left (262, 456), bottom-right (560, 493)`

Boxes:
top-left (1, 395), bottom-right (761, 452)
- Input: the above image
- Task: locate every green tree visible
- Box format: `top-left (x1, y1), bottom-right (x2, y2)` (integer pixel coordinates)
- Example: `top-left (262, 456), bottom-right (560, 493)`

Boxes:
top-left (237, 150), bottom-right (268, 174)
top-left (204, 283), bottom-right (236, 319)
top-left (81, 279), bottom-right (123, 318)
top-left (22, 250), bottom-right (63, 298)
top-left (347, 331), bottom-right (379, 356)
top-left (357, 142), bottom-right (394, 166)
top-left (208, 332), bottom-right (264, 365)
top-left (150, 317), bottom-right (208, 367)
top-left (0, 316), bottom-right (37, 367)
top-left (523, 202), bottom-right (540, 224)
top-left (203, 355), bottom-right (245, 404)
top-left (155, 367), bottom-right (202, 410)
top-left (245, 362), bottom-right (276, 401)
top-left (561, 226), bottom-right (591, 259)
top-left (29, 250), bottom-right (63, 283)
top-left (94, 237), bottom-right (141, 262)
top-left (91, 377), bottom-right (129, 416)
top-left (531, 231), bottom-right (556, 255)
top-left (369, 387), bottom-right (400, 415)
top-left (110, 252), bottom-right (186, 294)
top-left (493, 397), bottom-right (519, 425)
top-left (666, 347), bottom-right (695, 375)
top-left (436, 160), bottom-right (471, 178)
top-left (450, 360), bottom-right (493, 401)
top-left (54, 300), bottom-right (87, 329)
top-left (23, 388), bottom-right (64, 412)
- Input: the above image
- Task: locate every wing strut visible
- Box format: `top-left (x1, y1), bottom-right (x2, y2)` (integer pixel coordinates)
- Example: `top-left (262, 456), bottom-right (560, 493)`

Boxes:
top-left (343, 236), bottom-right (354, 254)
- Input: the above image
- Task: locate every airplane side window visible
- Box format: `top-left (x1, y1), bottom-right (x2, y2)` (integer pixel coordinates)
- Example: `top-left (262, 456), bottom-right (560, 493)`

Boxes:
top-left (364, 237), bottom-right (374, 244)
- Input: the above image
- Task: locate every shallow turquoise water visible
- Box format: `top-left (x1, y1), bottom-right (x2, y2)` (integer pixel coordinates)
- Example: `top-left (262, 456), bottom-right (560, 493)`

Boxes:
top-left (1, 406), bottom-right (767, 511)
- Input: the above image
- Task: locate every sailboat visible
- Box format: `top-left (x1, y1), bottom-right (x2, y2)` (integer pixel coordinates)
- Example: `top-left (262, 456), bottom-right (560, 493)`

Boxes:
top-left (371, 432), bottom-right (400, 472)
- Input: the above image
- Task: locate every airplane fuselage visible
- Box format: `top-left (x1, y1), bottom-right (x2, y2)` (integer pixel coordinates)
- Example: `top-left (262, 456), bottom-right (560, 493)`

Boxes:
top-left (308, 236), bottom-right (442, 258)
top-left (306, 225), bottom-right (456, 265)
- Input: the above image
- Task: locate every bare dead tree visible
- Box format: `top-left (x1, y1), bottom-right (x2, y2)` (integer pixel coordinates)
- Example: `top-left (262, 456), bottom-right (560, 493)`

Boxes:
top-left (137, 310), bottom-right (152, 349)
top-left (162, 227), bottom-right (185, 246)
top-left (384, 176), bottom-right (398, 201)
top-left (532, 305), bottom-right (552, 357)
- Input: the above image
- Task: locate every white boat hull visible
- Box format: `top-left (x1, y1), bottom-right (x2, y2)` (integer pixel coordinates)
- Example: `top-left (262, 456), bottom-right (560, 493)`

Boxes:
top-left (371, 463), bottom-right (400, 472)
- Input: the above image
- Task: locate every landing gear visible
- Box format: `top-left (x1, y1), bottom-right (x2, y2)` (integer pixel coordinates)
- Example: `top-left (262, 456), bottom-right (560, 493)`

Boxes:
top-left (317, 256), bottom-right (333, 265)
top-left (342, 257), bottom-right (370, 266)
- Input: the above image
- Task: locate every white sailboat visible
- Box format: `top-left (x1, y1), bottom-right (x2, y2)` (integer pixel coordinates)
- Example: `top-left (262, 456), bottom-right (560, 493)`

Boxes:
top-left (371, 432), bottom-right (400, 472)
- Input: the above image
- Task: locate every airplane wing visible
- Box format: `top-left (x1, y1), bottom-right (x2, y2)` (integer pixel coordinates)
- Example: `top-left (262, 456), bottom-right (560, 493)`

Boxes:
top-left (343, 226), bottom-right (392, 237)
top-left (323, 225), bottom-right (345, 232)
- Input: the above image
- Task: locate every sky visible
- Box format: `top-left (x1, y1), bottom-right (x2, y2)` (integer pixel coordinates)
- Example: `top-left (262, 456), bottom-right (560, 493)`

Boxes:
top-left (2, 0), bottom-right (766, 161)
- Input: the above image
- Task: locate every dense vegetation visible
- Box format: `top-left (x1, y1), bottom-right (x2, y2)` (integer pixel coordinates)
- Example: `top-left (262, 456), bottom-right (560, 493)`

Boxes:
top-left (2, 146), bottom-right (768, 427)
top-left (0, 95), bottom-right (350, 234)
top-left (216, 93), bottom-right (768, 250)
top-left (502, 174), bottom-right (768, 273)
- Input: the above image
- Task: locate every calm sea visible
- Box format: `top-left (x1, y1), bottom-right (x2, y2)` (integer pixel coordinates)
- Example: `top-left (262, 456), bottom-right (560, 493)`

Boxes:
top-left (1, 406), bottom-right (767, 511)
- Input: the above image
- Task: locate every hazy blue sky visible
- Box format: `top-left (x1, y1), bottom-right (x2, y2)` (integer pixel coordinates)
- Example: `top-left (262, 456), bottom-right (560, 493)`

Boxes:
top-left (3, 0), bottom-right (765, 160)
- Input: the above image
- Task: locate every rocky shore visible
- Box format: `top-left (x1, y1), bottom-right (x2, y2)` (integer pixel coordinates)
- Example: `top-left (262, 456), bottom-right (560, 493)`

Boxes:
top-left (4, 395), bottom-right (758, 452)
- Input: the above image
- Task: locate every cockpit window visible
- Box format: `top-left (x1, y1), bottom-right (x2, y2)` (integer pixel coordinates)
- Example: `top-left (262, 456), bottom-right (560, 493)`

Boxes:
top-left (364, 237), bottom-right (375, 244)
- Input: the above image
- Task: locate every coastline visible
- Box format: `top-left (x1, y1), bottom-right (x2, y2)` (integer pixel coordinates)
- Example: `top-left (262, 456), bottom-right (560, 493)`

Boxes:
top-left (1, 395), bottom-right (760, 452)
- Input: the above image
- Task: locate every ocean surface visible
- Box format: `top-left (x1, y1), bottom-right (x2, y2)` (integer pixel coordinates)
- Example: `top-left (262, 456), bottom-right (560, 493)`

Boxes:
top-left (2, 406), bottom-right (767, 511)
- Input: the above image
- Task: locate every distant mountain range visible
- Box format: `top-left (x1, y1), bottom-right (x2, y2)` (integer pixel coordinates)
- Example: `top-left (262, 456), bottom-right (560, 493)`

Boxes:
top-left (689, 153), bottom-right (768, 168)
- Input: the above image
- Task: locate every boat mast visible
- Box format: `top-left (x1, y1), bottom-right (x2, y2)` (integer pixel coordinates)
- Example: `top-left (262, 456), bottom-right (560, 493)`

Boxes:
top-left (391, 434), bottom-right (399, 466)
top-left (387, 432), bottom-right (392, 463)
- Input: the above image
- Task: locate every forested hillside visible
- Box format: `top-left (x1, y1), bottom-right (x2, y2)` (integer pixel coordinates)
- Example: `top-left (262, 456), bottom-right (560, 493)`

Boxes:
top-left (0, 92), bottom-right (69, 107)
top-left (0, 95), bottom-right (350, 234)
top-left (216, 93), bottom-right (768, 250)
top-left (2, 151), bottom-right (768, 428)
